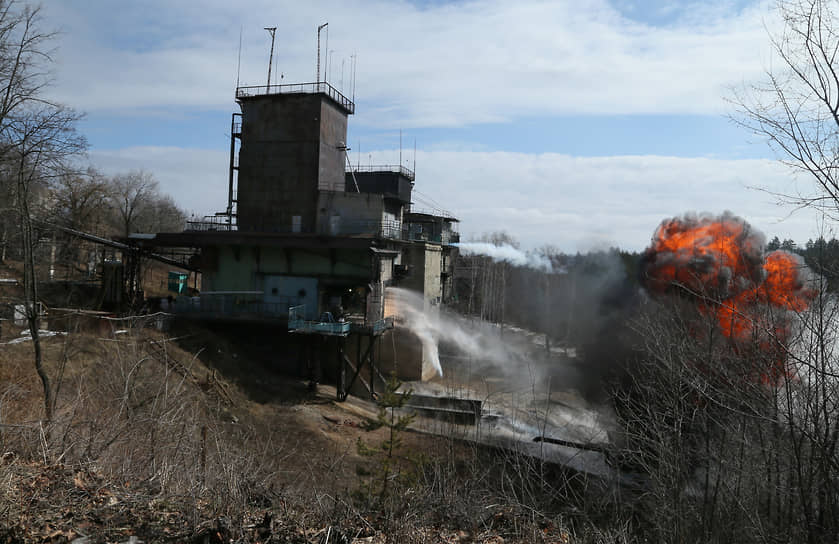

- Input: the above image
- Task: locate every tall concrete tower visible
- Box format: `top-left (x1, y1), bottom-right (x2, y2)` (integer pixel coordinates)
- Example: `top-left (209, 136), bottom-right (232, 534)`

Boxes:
top-left (233, 83), bottom-right (354, 233)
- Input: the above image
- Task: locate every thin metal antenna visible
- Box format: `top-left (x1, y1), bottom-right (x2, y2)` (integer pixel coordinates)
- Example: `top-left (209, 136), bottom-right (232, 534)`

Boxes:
top-left (273, 37), bottom-right (280, 83)
top-left (264, 27), bottom-right (276, 91)
top-left (236, 26), bottom-right (243, 89)
top-left (413, 138), bottom-right (416, 177)
top-left (349, 54), bottom-right (354, 97)
top-left (324, 26), bottom-right (330, 82)
top-left (352, 53), bottom-right (357, 101)
top-left (357, 139), bottom-right (360, 169)
top-left (399, 129), bottom-right (402, 168)
top-left (317, 22), bottom-right (328, 82)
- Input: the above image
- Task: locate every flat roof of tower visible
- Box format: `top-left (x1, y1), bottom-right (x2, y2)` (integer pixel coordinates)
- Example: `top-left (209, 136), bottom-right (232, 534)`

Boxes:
top-left (235, 81), bottom-right (354, 114)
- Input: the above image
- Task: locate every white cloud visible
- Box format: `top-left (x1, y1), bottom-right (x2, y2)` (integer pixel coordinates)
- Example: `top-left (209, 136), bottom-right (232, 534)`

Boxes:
top-left (87, 145), bottom-right (826, 252)
top-left (51, 0), bottom-right (815, 252)
top-left (404, 150), bottom-right (824, 251)
top-left (46, 0), bottom-right (775, 128)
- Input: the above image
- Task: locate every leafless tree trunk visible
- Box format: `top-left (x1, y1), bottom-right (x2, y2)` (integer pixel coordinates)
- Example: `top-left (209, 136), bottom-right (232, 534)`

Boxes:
top-left (0, 2), bottom-right (85, 421)
top-left (17, 155), bottom-right (50, 419)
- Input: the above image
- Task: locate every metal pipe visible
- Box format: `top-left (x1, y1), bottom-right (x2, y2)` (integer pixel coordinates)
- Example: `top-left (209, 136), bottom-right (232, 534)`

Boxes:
top-left (264, 27), bottom-right (277, 91)
top-left (317, 23), bottom-right (328, 83)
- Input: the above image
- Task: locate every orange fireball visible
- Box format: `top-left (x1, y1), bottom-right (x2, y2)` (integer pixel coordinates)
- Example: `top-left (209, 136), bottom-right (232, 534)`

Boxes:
top-left (641, 213), bottom-right (817, 382)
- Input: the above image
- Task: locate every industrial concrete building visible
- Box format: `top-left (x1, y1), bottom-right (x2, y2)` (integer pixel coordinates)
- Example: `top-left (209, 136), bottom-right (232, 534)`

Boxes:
top-left (130, 79), bottom-right (459, 395)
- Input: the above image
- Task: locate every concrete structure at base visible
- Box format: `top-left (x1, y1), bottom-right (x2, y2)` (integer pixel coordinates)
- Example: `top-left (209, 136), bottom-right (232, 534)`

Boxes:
top-left (130, 80), bottom-right (459, 394)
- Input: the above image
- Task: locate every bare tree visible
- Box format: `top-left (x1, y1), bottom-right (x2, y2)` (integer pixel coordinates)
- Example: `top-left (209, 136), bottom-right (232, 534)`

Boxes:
top-left (0, 2), bottom-right (85, 421)
top-left (134, 192), bottom-right (186, 234)
top-left (51, 167), bottom-right (109, 233)
top-left (47, 167), bottom-right (110, 278)
top-left (106, 169), bottom-right (186, 236)
top-left (107, 169), bottom-right (158, 237)
top-left (734, 0), bottom-right (839, 218)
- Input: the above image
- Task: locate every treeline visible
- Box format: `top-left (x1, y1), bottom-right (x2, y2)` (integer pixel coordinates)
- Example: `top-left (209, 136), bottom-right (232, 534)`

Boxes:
top-left (451, 233), bottom-right (637, 346)
top-left (1, 167), bottom-right (187, 265)
top-left (767, 235), bottom-right (839, 291)
top-left (451, 233), bottom-right (839, 345)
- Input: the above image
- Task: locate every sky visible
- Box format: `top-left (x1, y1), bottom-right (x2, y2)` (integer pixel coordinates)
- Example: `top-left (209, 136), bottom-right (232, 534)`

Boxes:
top-left (43, 0), bottom-right (833, 251)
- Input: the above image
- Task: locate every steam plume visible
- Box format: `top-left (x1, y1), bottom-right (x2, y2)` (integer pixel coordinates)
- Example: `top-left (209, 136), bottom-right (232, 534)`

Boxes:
top-left (386, 287), bottom-right (577, 382)
top-left (455, 242), bottom-right (551, 270)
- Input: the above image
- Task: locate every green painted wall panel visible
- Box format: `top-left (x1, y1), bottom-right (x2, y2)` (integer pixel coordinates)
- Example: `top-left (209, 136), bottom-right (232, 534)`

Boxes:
top-left (207, 245), bottom-right (373, 293)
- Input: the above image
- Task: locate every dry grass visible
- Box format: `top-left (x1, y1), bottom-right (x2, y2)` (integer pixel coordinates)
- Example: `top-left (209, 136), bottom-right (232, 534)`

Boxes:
top-left (0, 319), bottom-right (631, 542)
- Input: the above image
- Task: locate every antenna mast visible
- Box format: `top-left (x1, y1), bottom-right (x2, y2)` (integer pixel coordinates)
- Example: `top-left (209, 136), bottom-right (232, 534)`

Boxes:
top-left (317, 22), bottom-right (328, 82)
top-left (325, 28), bottom-right (330, 82)
top-left (264, 27), bottom-right (276, 91)
top-left (352, 53), bottom-right (357, 101)
top-left (236, 26), bottom-right (243, 89)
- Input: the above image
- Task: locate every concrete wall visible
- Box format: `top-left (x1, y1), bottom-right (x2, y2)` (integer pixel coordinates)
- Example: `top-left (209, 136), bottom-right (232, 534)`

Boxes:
top-left (399, 243), bottom-right (443, 305)
top-left (379, 243), bottom-right (446, 382)
top-left (318, 100), bottom-right (348, 192)
top-left (201, 245), bottom-right (371, 293)
top-left (316, 191), bottom-right (387, 235)
top-left (345, 171), bottom-right (412, 203)
top-left (422, 245), bottom-right (443, 305)
top-left (236, 94), bottom-right (349, 233)
top-left (377, 327), bottom-right (425, 381)
top-left (263, 275), bottom-right (318, 316)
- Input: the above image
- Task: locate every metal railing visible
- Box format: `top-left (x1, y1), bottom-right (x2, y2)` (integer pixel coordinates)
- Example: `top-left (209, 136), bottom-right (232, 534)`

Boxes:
top-left (409, 207), bottom-right (458, 221)
top-left (174, 294), bottom-right (296, 318)
top-left (402, 226), bottom-right (460, 245)
top-left (332, 219), bottom-right (402, 239)
top-left (186, 215), bottom-right (237, 232)
top-left (371, 316), bottom-right (394, 334)
top-left (347, 164), bottom-right (415, 181)
top-left (236, 81), bottom-right (355, 114)
top-left (288, 305), bottom-right (350, 336)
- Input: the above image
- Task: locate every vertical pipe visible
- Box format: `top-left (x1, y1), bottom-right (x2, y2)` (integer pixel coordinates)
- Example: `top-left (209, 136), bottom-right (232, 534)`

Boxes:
top-left (337, 338), bottom-right (345, 400)
top-left (265, 27), bottom-right (276, 91)
top-left (317, 23), bottom-right (328, 84)
top-left (369, 336), bottom-right (376, 399)
top-left (325, 28), bottom-right (330, 82)
top-left (227, 114), bottom-right (236, 220)
top-left (352, 53), bottom-right (357, 102)
top-left (236, 26), bottom-right (242, 90)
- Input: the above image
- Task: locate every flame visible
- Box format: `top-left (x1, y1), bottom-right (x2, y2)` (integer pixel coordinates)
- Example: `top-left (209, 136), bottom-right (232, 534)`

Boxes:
top-left (641, 214), bottom-right (764, 298)
top-left (640, 213), bottom-right (817, 381)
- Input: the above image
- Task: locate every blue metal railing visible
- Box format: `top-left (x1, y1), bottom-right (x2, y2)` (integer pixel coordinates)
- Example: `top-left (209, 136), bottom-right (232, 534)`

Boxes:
top-left (288, 305), bottom-right (350, 336)
top-left (372, 316), bottom-right (394, 334)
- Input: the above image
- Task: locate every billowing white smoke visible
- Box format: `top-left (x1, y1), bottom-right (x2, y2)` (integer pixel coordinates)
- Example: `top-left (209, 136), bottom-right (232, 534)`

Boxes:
top-left (454, 242), bottom-right (552, 270)
top-left (386, 287), bottom-right (534, 379)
